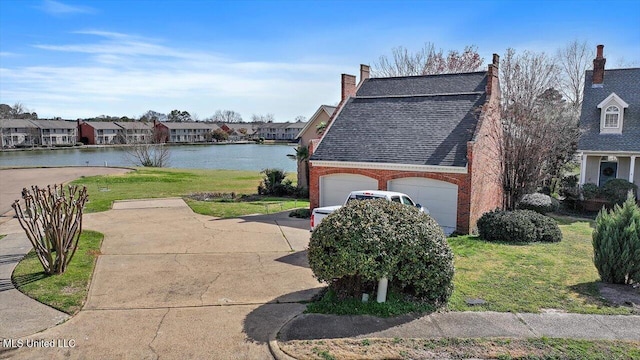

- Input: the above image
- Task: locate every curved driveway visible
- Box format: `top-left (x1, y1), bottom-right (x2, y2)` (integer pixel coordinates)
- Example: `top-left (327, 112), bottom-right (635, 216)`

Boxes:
top-left (1, 174), bottom-right (319, 359)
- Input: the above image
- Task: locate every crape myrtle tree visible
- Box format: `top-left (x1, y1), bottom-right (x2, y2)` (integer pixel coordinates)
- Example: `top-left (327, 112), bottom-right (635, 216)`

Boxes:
top-left (12, 185), bottom-right (89, 275)
top-left (498, 48), bottom-right (580, 209)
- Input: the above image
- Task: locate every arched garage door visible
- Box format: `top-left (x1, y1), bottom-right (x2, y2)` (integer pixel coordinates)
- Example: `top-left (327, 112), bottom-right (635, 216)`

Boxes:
top-left (320, 174), bottom-right (378, 207)
top-left (388, 177), bottom-right (458, 234)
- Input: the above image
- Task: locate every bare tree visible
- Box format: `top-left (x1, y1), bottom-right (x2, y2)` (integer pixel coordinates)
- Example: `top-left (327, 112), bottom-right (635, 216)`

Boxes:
top-left (294, 115), bottom-right (307, 122)
top-left (124, 126), bottom-right (170, 167)
top-left (12, 185), bottom-right (88, 275)
top-left (498, 48), bottom-right (579, 209)
top-left (213, 110), bottom-right (243, 123)
top-left (556, 40), bottom-right (591, 112)
top-left (250, 113), bottom-right (274, 123)
top-left (373, 43), bottom-right (483, 77)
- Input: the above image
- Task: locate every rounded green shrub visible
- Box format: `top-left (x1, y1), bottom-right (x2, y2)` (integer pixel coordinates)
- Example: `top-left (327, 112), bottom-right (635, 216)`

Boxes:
top-left (517, 193), bottom-right (559, 214)
top-left (308, 199), bottom-right (454, 306)
top-left (593, 193), bottom-right (640, 284)
top-left (602, 179), bottom-right (638, 206)
top-left (477, 209), bottom-right (562, 243)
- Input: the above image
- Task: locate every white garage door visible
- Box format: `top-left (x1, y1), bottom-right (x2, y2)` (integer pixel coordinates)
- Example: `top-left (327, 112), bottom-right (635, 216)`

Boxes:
top-left (320, 174), bottom-right (378, 207)
top-left (388, 177), bottom-right (458, 234)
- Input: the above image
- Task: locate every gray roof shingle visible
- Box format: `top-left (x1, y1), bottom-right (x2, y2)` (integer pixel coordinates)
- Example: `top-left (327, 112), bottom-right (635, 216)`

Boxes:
top-left (578, 68), bottom-right (640, 152)
top-left (311, 72), bottom-right (488, 167)
top-left (311, 93), bottom-right (485, 167)
top-left (357, 71), bottom-right (486, 97)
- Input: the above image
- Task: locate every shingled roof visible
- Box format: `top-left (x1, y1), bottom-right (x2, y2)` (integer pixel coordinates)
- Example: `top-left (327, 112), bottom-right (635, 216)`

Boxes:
top-left (578, 68), bottom-right (640, 152)
top-left (310, 72), bottom-right (488, 167)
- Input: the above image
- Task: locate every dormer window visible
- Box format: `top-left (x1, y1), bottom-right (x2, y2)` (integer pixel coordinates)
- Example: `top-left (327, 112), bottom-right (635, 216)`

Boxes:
top-left (604, 106), bottom-right (620, 128)
top-left (598, 92), bottom-right (629, 134)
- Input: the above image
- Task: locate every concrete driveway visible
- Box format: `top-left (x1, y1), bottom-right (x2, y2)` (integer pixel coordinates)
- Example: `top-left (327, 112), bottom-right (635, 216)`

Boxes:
top-left (2, 198), bottom-right (320, 359)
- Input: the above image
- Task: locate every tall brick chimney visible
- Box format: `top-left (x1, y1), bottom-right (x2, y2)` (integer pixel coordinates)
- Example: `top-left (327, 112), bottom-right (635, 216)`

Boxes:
top-left (486, 53), bottom-right (499, 96)
top-left (341, 74), bottom-right (357, 101)
top-left (592, 44), bottom-right (606, 86)
top-left (359, 64), bottom-right (370, 84)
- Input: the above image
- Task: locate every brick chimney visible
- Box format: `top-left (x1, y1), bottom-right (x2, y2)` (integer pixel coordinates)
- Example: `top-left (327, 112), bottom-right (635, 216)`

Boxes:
top-left (592, 44), bottom-right (606, 86)
top-left (341, 74), bottom-right (356, 101)
top-left (486, 53), bottom-right (499, 96)
top-left (359, 64), bottom-right (370, 84)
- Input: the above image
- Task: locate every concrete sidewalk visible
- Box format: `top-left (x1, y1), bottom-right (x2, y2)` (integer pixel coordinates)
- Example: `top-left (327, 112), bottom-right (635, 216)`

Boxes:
top-left (0, 167), bottom-right (132, 339)
top-left (278, 311), bottom-right (640, 342)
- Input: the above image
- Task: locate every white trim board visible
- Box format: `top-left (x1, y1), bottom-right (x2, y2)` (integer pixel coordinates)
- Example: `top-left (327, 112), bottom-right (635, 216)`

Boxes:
top-left (310, 160), bottom-right (468, 174)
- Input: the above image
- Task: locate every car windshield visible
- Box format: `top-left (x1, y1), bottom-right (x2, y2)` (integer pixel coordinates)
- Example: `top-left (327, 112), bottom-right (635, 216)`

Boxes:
top-left (347, 195), bottom-right (385, 203)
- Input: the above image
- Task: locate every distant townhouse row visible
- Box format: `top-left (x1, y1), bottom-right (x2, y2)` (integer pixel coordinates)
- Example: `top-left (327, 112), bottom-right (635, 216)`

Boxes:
top-left (0, 119), bottom-right (78, 147)
top-left (257, 121), bottom-right (306, 141)
top-left (1, 118), bottom-right (308, 148)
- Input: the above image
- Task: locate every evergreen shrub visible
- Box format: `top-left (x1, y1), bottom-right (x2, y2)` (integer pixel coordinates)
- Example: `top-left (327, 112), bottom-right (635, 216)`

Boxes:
top-left (592, 192), bottom-right (640, 284)
top-left (308, 199), bottom-right (454, 306)
top-left (517, 193), bottom-right (559, 214)
top-left (477, 209), bottom-right (562, 243)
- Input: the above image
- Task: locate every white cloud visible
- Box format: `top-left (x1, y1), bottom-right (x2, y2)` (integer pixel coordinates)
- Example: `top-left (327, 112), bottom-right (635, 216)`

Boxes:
top-left (1, 30), bottom-right (344, 120)
top-left (37, 0), bottom-right (95, 15)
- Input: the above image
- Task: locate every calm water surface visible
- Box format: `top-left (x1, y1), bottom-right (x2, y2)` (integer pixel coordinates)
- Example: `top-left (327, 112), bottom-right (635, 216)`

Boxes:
top-left (0, 144), bottom-right (297, 172)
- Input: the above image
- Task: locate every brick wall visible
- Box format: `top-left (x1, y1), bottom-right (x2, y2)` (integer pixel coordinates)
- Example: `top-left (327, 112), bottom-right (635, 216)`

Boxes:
top-left (309, 164), bottom-right (471, 233)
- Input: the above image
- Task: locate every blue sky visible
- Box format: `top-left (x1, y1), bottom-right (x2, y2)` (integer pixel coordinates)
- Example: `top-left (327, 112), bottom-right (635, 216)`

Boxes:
top-left (1, 0), bottom-right (639, 121)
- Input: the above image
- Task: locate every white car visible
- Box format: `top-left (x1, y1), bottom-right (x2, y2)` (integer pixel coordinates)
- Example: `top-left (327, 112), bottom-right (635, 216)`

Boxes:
top-left (310, 190), bottom-right (428, 231)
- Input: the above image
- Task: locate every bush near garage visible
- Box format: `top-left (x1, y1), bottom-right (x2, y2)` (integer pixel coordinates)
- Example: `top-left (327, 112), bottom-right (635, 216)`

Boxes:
top-left (593, 192), bottom-right (640, 285)
top-left (477, 209), bottom-right (562, 243)
top-left (517, 193), bottom-right (559, 214)
top-left (307, 199), bottom-right (454, 306)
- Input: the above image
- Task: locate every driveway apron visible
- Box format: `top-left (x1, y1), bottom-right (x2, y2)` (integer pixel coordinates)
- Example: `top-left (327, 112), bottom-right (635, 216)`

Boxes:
top-left (2, 198), bottom-right (320, 359)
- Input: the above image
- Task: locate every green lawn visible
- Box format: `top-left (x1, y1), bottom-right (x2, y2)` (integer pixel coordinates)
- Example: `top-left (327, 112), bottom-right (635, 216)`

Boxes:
top-left (448, 217), bottom-right (629, 314)
top-left (308, 215), bottom-right (630, 316)
top-left (12, 230), bottom-right (103, 314)
top-left (71, 168), bottom-right (308, 216)
top-left (281, 338), bottom-right (640, 360)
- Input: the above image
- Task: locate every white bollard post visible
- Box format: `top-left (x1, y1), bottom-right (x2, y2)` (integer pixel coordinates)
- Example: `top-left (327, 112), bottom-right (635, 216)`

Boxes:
top-left (376, 277), bottom-right (388, 303)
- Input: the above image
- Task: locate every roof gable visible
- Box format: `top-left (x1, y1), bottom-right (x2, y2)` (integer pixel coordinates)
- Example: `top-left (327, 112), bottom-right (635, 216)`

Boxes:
top-left (578, 68), bottom-right (640, 152)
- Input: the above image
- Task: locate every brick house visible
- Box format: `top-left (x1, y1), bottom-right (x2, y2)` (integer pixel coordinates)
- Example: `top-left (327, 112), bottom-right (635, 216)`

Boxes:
top-left (309, 56), bottom-right (503, 234)
top-left (577, 45), bottom-right (640, 196)
top-left (78, 120), bottom-right (122, 145)
top-left (294, 105), bottom-right (336, 190)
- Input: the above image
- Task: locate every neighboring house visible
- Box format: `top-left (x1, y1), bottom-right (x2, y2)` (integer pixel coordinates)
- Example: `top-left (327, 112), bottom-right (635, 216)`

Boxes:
top-left (257, 121), bottom-right (307, 141)
top-left (115, 122), bottom-right (153, 144)
top-left (0, 119), bottom-right (40, 148)
top-left (295, 105), bottom-right (336, 189)
top-left (78, 121), bottom-right (122, 145)
top-left (578, 45), bottom-right (640, 197)
top-left (309, 56), bottom-right (503, 235)
top-left (31, 120), bottom-right (77, 146)
top-left (217, 123), bottom-right (257, 141)
top-left (154, 122), bottom-right (219, 143)
top-left (1, 119), bottom-right (77, 147)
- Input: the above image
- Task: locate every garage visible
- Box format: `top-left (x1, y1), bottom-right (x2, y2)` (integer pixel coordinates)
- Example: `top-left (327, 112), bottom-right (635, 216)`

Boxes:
top-left (388, 177), bottom-right (458, 234)
top-left (319, 174), bottom-right (378, 206)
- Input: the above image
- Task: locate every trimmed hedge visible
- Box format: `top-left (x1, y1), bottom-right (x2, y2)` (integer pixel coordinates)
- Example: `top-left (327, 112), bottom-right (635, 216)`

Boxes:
top-left (517, 193), bottom-right (559, 214)
top-left (308, 199), bottom-right (454, 306)
top-left (477, 209), bottom-right (562, 243)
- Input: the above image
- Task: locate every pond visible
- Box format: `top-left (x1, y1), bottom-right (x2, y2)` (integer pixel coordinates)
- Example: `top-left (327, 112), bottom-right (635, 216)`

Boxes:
top-left (0, 144), bottom-right (298, 172)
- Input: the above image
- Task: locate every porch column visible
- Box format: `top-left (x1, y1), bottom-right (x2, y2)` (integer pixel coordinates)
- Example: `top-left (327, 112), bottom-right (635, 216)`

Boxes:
top-left (579, 153), bottom-right (587, 185)
top-left (630, 155), bottom-right (636, 183)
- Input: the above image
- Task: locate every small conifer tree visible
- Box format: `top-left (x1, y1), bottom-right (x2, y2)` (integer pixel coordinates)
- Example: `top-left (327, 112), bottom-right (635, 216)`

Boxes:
top-left (592, 192), bottom-right (640, 284)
